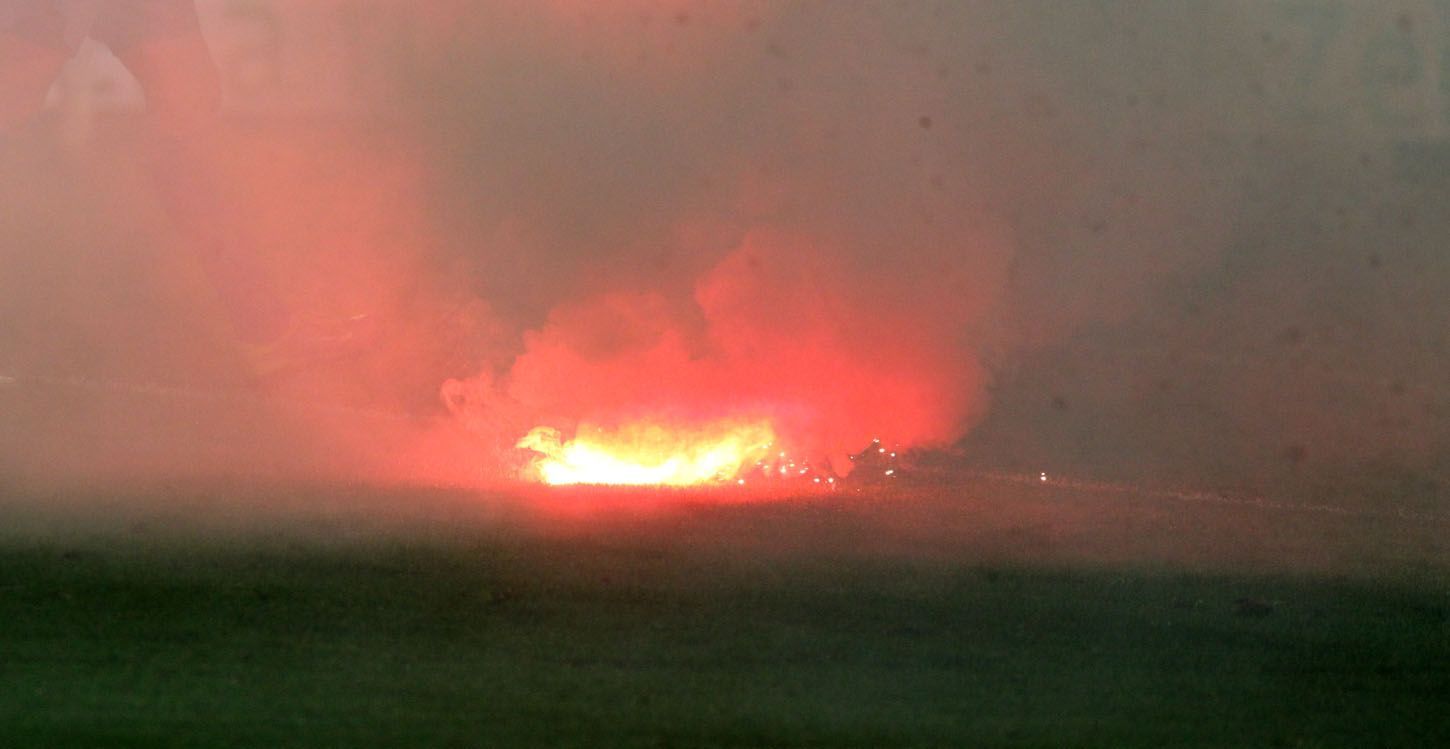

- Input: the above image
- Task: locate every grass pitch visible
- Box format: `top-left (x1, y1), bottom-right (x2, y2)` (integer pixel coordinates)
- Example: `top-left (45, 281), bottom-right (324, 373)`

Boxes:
top-left (0, 479), bottom-right (1446, 747)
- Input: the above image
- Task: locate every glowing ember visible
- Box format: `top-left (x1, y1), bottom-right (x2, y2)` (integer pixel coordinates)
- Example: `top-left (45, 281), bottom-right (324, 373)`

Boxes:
top-left (517, 419), bottom-right (778, 486)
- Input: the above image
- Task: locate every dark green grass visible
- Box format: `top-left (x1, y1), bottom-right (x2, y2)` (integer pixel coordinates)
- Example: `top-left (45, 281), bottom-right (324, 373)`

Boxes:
top-left (1, 533), bottom-right (1446, 748)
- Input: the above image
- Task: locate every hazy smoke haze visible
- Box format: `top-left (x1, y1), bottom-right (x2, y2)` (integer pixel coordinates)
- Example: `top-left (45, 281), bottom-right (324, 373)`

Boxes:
top-left (2, 1), bottom-right (1448, 500)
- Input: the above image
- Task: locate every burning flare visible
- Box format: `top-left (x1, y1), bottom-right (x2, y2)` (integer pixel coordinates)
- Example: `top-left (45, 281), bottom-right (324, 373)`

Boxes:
top-left (517, 419), bottom-right (777, 486)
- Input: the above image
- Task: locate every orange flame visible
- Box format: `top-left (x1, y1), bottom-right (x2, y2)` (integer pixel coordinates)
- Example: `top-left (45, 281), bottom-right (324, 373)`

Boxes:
top-left (517, 419), bottom-right (776, 486)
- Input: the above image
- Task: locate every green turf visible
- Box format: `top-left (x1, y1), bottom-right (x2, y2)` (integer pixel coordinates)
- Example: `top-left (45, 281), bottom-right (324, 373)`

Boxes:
top-left (0, 534), bottom-right (1446, 748)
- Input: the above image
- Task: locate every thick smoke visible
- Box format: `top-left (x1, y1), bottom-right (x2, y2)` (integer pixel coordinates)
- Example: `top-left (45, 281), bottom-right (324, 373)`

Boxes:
top-left (423, 1), bottom-right (1257, 472)
top-left (3, 1), bottom-right (1448, 497)
top-left (445, 228), bottom-right (991, 469)
top-left (429, 1), bottom-right (1028, 467)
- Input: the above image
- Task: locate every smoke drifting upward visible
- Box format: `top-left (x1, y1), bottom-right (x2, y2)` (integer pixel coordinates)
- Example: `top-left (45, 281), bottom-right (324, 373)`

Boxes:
top-left (446, 229), bottom-right (989, 471)
top-left (5, 1), bottom-right (1448, 493)
top-left (420, 0), bottom-right (1450, 489)
top-left (426, 1), bottom-right (1027, 472)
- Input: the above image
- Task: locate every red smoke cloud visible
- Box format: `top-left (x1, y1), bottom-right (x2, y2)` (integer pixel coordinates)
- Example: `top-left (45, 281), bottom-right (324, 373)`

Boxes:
top-left (413, 2), bottom-right (1016, 482)
top-left (447, 228), bottom-right (986, 475)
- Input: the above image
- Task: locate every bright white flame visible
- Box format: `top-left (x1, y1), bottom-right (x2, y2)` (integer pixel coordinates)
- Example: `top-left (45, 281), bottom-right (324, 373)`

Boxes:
top-left (517, 419), bottom-right (777, 487)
